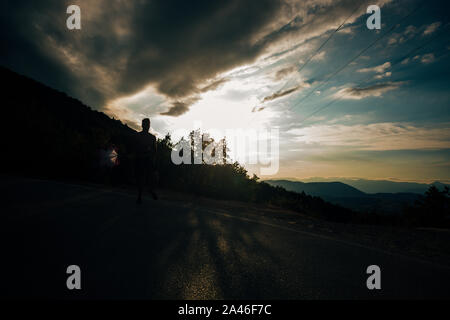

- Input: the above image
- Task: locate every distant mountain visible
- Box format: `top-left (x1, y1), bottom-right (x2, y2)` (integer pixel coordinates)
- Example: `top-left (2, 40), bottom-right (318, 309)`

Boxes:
top-left (340, 179), bottom-right (433, 194)
top-left (265, 179), bottom-right (422, 214)
top-left (295, 177), bottom-right (450, 194)
top-left (265, 180), bottom-right (365, 198)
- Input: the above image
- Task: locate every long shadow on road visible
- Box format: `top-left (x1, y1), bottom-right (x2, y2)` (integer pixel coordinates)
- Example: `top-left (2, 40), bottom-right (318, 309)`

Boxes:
top-left (2, 178), bottom-right (450, 299)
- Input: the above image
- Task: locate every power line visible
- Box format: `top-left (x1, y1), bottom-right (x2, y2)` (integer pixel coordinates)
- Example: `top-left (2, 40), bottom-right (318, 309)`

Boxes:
top-left (275, 2), bottom-right (365, 94)
top-left (286, 0), bottom-right (426, 114)
top-left (294, 22), bottom-right (450, 127)
top-left (249, 1), bottom-right (365, 123)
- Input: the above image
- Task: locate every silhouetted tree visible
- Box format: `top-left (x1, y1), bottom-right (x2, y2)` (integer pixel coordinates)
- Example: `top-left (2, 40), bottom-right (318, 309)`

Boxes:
top-left (404, 186), bottom-right (450, 227)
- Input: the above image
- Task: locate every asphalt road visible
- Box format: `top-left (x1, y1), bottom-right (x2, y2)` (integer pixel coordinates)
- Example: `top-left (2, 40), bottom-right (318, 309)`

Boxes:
top-left (2, 177), bottom-right (450, 299)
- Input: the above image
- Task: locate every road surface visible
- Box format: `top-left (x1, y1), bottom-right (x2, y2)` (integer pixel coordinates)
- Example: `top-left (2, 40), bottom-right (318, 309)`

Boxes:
top-left (2, 177), bottom-right (450, 299)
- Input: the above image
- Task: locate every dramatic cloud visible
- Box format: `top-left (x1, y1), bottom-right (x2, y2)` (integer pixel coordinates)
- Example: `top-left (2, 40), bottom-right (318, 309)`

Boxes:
top-left (335, 82), bottom-right (403, 100)
top-left (1, 0), bottom-right (391, 117)
top-left (2, 0), bottom-right (285, 110)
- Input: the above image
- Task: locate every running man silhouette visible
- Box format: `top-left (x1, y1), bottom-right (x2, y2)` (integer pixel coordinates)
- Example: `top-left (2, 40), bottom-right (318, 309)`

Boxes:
top-left (135, 118), bottom-right (158, 204)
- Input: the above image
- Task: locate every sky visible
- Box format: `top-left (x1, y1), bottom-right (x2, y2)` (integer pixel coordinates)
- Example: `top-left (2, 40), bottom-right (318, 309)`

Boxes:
top-left (2, 0), bottom-right (450, 182)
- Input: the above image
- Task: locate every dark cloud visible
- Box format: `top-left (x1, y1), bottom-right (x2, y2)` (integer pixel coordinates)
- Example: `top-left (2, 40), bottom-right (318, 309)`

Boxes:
top-left (1, 0), bottom-right (290, 112)
top-left (160, 97), bottom-right (200, 116)
top-left (0, 2), bottom-right (83, 101)
top-left (262, 85), bottom-right (302, 103)
top-left (160, 101), bottom-right (190, 117)
top-left (1, 0), bottom-right (386, 117)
